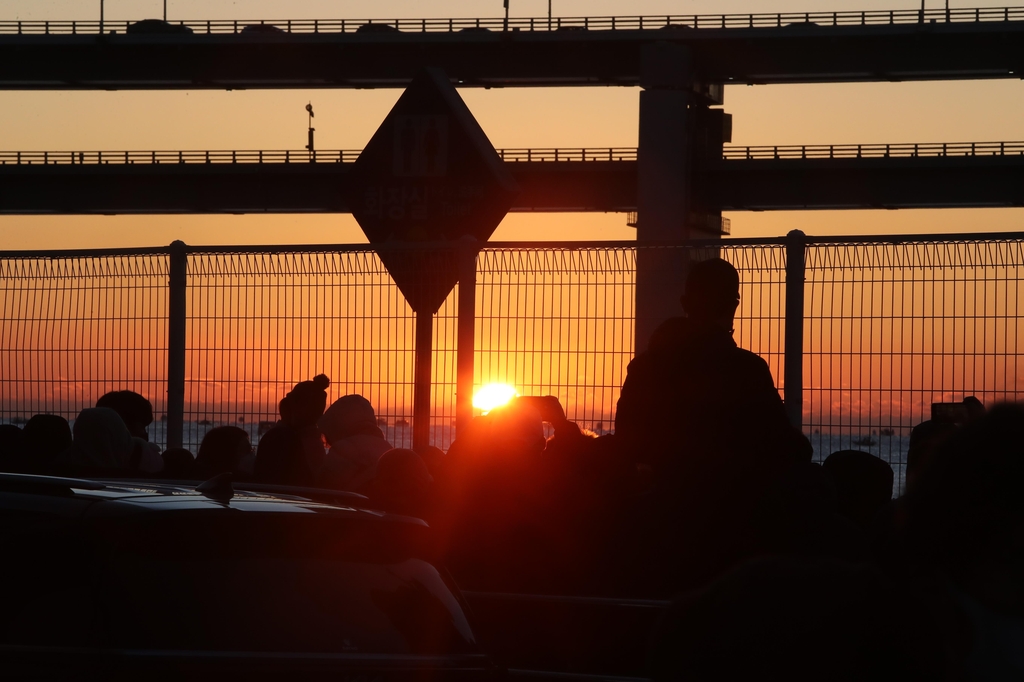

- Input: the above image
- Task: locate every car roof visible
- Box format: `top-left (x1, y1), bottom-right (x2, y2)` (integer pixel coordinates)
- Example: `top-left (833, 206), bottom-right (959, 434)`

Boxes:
top-left (0, 472), bottom-right (426, 525)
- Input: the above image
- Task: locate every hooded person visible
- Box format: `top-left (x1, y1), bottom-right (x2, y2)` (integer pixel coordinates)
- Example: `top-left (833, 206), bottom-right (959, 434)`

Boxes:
top-left (53, 407), bottom-right (163, 476)
top-left (317, 395), bottom-right (392, 492)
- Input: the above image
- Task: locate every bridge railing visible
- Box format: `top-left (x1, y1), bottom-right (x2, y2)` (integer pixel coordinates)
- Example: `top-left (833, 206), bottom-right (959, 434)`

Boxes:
top-left (2, 142), bottom-right (1022, 167)
top-left (726, 141), bottom-right (1024, 160)
top-left (0, 147), bottom-right (639, 166)
top-left (497, 148), bottom-right (636, 162)
top-left (1, 6), bottom-right (1023, 36)
top-left (0, 149), bottom-right (360, 166)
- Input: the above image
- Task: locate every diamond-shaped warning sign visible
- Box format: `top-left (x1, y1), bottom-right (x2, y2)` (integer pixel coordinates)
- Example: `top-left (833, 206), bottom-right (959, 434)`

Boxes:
top-left (349, 68), bottom-right (519, 314)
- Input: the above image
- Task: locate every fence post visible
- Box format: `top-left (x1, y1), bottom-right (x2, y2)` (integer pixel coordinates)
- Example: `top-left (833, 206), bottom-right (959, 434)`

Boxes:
top-left (167, 240), bottom-right (187, 450)
top-left (784, 230), bottom-right (806, 431)
top-left (413, 310), bottom-right (433, 452)
top-left (456, 244), bottom-right (478, 436)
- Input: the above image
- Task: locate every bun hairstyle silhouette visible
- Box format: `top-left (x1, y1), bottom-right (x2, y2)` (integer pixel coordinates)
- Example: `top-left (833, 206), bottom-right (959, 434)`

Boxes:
top-left (282, 374), bottom-right (331, 428)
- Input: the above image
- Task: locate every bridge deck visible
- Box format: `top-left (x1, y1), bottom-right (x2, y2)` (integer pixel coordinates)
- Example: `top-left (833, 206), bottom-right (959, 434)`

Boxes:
top-left (3, 6), bottom-right (1021, 36)
top-left (1, 7), bottom-right (1022, 88)
top-left (1, 142), bottom-right (1022, 214)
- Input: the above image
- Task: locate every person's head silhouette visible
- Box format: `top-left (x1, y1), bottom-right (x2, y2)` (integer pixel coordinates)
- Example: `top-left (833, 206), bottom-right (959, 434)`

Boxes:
top-left (96, 390), bottom-right (153, 441)
top-left (681, 257), bottom-right (740, 330)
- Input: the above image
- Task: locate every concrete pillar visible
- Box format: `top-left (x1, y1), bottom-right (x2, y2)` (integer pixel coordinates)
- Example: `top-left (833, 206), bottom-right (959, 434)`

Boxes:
top-left (634, 43), bottom-right (696, 353)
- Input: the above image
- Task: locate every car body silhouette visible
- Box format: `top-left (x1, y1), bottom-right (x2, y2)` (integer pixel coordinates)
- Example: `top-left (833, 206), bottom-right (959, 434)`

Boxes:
top-left (125, 19), bottom-right (194, 35)
top-left (0, 473), bottom-right (494, 681)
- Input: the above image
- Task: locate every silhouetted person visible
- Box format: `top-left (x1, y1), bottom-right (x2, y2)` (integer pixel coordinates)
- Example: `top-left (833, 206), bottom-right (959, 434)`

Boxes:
top-left (752, 461), bottom-right (867, 563)
top-left (616, 257), bottom-right (810, 478)
top-left (255, 397), bottom-right (313, 487)
top-left (435, 399), bottom-right (599, 593)
top-left (195, 426), bottom-right (253, 480)
top-left (285, 374), bottom-right (330, 475)
top-left (318, 394), bottom-right (392, 492)
top-left (906, 418), bottom-right (958, 494)
top-left (416, 445), bottom-right (446, 478)
top-left (647, 557), bottom-right (946, 682)
top-left (369, 448), bottom-right (433, 516)
top-left (823, 449), bottom-right (894, 532)
top-left (962, 395), bottom-right (986, 422)
top-left (613, 258), bottom-right (811, 590)
top-left (901, 403), bottom-right (1024, 679)
top-left (161, 447), bottom-right (195, 480)
top-left (96, 390), bottom-right (154, 441)
top-left (52, 407), bottom-right (148, 476)
top-left (21, 414), bottom-right (73, 474)
top-left (908, 397), bottom-right (986, 495)
top-left (0, 424), bottom-right (26, 473)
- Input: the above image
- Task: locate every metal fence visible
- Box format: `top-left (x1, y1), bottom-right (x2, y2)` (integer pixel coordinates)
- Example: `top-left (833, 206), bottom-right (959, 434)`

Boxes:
top-left (0, 251), bottom-right (170, 424)
top-left (1, 234), bottom-right (1021, 491)
top-left (182, 247), bottom-right (460, 452)
top-left (801, 236), bottom-right (1024, 487)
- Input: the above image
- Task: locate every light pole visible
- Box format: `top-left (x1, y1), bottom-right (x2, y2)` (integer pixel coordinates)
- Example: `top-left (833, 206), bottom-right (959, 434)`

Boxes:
top-left (100, 0), bottom-right (104, 33)
top-left (503, 0), bottom-right (509, 32)
top-left (164, 1), bottom-right (167, 21)
top-left (305, 103), bottom-right (315, 160)
top-left (548, 1), bottom-right (552, 30)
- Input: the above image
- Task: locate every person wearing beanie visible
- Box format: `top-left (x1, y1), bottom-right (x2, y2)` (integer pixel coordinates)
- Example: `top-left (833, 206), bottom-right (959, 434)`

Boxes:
top-left (317, 394), bottom-right (392, 492)
top-left (254, 378), bottom-right (328, 488)
top-left (284, 374), bottom-right (331, 476)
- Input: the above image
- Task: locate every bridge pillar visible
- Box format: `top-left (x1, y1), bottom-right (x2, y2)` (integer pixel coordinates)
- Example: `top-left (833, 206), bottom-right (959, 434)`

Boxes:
top-left (634, 43), bottom-right (697, 354)
top-left (634, 43), bottom-right (728, 353)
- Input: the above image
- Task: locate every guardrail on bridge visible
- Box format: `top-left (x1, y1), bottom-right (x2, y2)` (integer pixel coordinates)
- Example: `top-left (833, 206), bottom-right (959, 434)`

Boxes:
top-left (1, 6), bottom-right (1023, 36)
top-left (2, 142), bottom-right (1022, 166)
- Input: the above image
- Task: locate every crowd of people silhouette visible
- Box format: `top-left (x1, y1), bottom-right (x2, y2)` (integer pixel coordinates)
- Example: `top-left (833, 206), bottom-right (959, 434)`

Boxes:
top-left (0, 257), bottom-right (1019, 678)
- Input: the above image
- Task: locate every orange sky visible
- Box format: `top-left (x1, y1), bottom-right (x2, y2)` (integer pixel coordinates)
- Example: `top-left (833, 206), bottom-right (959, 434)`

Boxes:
top-left (0, 0), bottom-right (1022, 248)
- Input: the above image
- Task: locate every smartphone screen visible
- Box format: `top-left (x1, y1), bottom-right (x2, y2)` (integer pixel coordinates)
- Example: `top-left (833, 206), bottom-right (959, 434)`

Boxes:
top-left (931, 402), bottom-right (970, 425)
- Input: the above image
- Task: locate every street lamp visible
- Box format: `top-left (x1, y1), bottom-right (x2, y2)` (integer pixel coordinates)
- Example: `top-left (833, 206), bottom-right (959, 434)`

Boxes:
top-left (305, 103), bottom-right (316, 160)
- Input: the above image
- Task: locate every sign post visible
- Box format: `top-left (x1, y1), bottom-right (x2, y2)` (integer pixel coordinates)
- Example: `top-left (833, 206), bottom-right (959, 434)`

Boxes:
top-left (349, 68), bottom-right (518, 451)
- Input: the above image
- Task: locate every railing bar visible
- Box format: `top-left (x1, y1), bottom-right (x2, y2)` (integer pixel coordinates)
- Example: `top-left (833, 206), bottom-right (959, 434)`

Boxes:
top-left (5, 142), bottom-right (1024, 164)
top-left (7, 8), bottom-right (1024, 34)
top-left (2, 231), bottom-right (1020, 261)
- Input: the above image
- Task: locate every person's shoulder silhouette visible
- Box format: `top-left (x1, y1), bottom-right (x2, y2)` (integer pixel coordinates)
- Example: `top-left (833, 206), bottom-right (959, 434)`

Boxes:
top-left (617, 257), bottom-right (808, 475)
